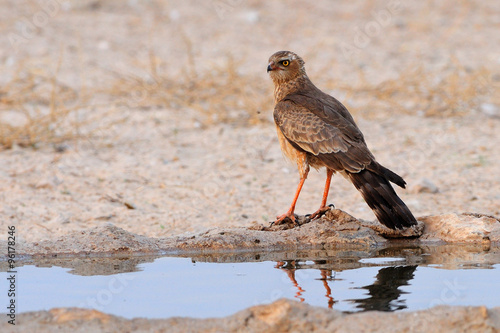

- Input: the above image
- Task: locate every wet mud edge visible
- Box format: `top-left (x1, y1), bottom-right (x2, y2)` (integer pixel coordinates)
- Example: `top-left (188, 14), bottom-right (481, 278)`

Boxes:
top-left (2, 209), bottom-right (499, 260)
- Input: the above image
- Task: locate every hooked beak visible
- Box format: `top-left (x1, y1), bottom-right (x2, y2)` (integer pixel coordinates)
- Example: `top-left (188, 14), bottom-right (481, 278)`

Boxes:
top-left (267, 61), bottom-right (276, 72)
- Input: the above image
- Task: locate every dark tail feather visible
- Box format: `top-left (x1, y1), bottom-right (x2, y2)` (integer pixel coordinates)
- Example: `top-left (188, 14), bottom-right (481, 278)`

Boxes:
top-left (377, 164), bottom-right (406, 189)
top-left (347, 169), bottom-right (417, 229)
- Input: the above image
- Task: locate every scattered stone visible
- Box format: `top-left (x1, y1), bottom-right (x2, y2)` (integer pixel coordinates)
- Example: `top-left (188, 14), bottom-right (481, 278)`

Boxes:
top-left (123, 201), bottom-right (136, 210)
top-left (169, 9), bottom-right (180, 21)
top-left (104, 194), bottom-right (137, 210)
top-left (480, 103), bottom-right (500, 118)
top-left (97, 40), bottom-right (109, 50)
top-left (411, 178), bottom-right (439, 194)
top-left (243, 11), bottom-right (260, 23)
top-left (420, 212), bottom-right (500, 243)
top-left (33, 181), bottom-right (54, 189)
top-left (54, 143), bottom-right (71, 153)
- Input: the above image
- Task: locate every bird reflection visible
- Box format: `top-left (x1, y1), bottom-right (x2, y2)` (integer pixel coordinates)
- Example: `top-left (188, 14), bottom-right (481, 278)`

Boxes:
top-left (349, 265), bottom-right (417, 312)
top-left (276, 260), bottom-right (338, 308)
top-left (320, 270), bottom-right (336, 309)
top-left (276, 261), bottom-right (305, 302)
top-left (275, 261), bottom-right (416, 312)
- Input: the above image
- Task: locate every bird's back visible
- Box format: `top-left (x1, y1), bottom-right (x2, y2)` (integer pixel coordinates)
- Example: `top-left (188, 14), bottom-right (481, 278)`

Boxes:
top-left (268, 50), bottom-right (418, 229)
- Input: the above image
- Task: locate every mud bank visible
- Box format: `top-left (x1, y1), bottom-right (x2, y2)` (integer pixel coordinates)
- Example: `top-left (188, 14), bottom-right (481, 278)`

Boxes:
top-left (4, 209), bottom-right (499, 259)
top-left (3, 299), bottom-right (500, 333)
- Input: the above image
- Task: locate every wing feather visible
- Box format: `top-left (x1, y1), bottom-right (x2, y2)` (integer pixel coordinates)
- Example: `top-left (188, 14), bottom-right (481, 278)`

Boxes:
top-left (274, 93), bottom-right (374, 173)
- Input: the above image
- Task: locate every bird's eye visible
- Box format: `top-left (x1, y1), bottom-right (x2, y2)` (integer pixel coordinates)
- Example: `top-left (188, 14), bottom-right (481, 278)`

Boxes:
top-left (281, 60), bottom-right (290, 67)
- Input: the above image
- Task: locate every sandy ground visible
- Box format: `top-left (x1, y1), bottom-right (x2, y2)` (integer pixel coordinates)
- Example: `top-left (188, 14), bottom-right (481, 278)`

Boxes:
top-left (0, 0), bottom-right (499, 245)
top-left (3, 300), bottom-right (500, 333)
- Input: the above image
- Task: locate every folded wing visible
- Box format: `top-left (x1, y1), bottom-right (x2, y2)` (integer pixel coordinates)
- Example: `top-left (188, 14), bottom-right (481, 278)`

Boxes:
top-left (274, 93), bottom-right (374, 174)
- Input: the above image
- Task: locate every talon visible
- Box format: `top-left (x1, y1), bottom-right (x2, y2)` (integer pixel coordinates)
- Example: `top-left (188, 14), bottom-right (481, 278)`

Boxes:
top-left (274, 211), bottom-right (296, 226)
top-left (310, 205), bottom-right (332, 220)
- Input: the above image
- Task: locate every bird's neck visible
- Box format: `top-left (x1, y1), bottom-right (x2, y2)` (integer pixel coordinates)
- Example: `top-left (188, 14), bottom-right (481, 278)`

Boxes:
top-left (273, 74), bottom-right (311, 104)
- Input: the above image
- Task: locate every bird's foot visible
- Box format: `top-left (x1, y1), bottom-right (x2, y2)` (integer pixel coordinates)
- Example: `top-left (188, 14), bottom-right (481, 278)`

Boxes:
top-left (271, 211), bottom-right (299, 227)
top-left (310, 204), bottom-right (335, 220)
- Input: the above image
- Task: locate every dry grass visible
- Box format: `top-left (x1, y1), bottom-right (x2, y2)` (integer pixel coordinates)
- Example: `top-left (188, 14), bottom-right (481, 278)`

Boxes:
top-left (0, 59), bottom-right (83, 150)
top-left (323, 59), bottom-right (496, 118)
top-left (0, 51), bottom-right (497, 150)
top-left (104, 53), bottom-right (271, 126)
top-left (104, 51), bottom-right (497, 127)
top-left (0, 58), bottom-right (124, 150)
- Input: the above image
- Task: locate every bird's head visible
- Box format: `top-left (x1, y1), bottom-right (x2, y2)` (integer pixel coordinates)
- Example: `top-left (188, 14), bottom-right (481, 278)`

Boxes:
top-left (267, 51), bottom-right (306, 84)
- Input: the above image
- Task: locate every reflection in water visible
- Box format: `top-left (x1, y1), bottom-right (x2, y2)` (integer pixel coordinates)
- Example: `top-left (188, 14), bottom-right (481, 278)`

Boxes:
top-left (276, 261), bottom-right (306, 302)
top-left (276, 261), bottom-right (417, 312)
top-left (276, 260), bottom-right (338, 308)
top-left (349, 265), bottom-right (417, 312)
top-left (320, 269), bottom-right (336, 309)
top-left (6, 246), bottom-right (500, 318)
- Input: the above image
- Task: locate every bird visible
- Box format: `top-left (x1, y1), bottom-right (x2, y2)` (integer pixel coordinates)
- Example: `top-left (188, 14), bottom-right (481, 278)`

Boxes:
top-left (267, 50), bottom-right (417, 230)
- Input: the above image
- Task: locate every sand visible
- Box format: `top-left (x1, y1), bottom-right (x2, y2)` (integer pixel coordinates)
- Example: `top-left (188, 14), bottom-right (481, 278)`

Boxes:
top-left (0, 1), bottom-right (499, 246)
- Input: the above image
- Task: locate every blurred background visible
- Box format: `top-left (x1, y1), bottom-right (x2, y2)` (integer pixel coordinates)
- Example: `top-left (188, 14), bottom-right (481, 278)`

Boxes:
top-left (0, 0), bottom-right (498, 241)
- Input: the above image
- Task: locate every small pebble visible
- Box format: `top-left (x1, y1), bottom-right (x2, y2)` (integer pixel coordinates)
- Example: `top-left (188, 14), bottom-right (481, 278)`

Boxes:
top-left (480, 103), bottom-right (499, 118)
top-left (97, 40), bottom-right (109, 50)
top-left (170, 9), bottom-right (180, 21)
top-left (244, 11), bottom-right (259, 23)
top-left (411, 178), bottom-right (439, 194)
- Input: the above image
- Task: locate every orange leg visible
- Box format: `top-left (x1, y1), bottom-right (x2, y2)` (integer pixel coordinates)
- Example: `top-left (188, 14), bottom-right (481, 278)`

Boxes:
top-left (277, 261), bottom-right (305, 302)
top-left (287, 269), bottom-right (305, 303)
top-left (310, 169), bottom-right (334, 219)
top-left (275, 177), bottom-right (307, 224)
top-left (320, 270), bottom-right (336, 308)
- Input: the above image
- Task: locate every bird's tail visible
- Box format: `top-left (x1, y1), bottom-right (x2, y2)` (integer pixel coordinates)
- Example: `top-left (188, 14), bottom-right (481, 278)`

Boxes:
top-left (347, 169), bottom-right (417, 229)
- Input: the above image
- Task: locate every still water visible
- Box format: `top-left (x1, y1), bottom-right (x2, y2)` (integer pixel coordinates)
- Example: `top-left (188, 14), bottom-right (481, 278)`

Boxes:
top-left (1, 246), bottom-right (499, 319)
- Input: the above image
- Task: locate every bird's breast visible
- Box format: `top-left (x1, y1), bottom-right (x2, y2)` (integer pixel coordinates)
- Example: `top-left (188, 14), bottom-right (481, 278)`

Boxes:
top-left (275, 124), bottom-right (299, 162)
top-left (275, 124), bottom-right (328, 177)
